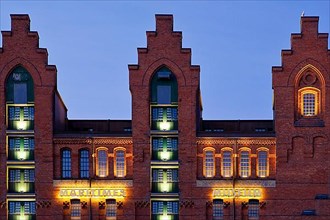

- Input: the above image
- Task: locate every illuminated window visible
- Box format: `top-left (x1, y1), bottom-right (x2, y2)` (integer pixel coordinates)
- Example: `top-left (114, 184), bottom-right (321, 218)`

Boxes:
top-left (106, 199), bottom-right (116, 220)
top-left (8, 169), bottom-right (35, 193)
top-left (151, 107), bottom-right (178, 131)
top-left (115, 149), bottom-right (126, 177)
top-left (71, 199), bottom-right (81, 219)
top-left (299, 88), bottom-right (320, 117)
top-left (79, 149), bottom-right (89, 178)
top-left (258, 151), bottom-right (268, 178)
top-left (8, 201), bottom-right (35, 219)
top-left (248, 199), bottom-right (259, 220)
top-left (203, 149), bottom-right (215, 178)
top-left (152, 169), bottom-right (178, 193)
top-left (240, 151), bottom-right (250, 178)
top-left (7, 106), bottom-right (35, 130)
top-left (222, 151), bottom-right (232, 177)
top-left (8, 137), bottom-right (34, 161)
top-left (213, 199), bottom-right (224, 220)
top-left (152, 201), bottom-right (179, 220)
top-left (152, 138), bottom-right (178, 161)
top-left (97, 149), bottom-right (108, 177)
top-left (62, 149), bottom-right (71, 178)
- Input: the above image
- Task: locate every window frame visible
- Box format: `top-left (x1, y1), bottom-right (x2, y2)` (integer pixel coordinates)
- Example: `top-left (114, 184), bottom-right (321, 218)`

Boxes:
top-left (96, 148), bottom-right (109, 177)
top-left (114, 147), bottom-right (126, 178)
top-left (221, 149), bottom-right (233, 178)
top-left (213, 199), bottom-right (224, 220)
top-left (106, 199), bottom-right (117, 219)
top-left (298, 87), bottom-right (320, 117)
top-left (71, 199), bottom-right (81, 220)
top-left (61, 148), bottom-right (72, 179)
top-left (239, 149), bottom-right (251, 178)
top-left (257, 148), bottom-right (269, 178)
top-left (248, 199), bottom-right (260, 220)
top-left (203, 147), bottom-right (215, 178)
top-left (79, 148), bottom-right (90, 179)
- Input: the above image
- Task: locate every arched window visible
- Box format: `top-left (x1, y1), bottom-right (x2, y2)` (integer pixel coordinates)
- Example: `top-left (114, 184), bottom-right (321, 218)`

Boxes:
top-left (150, 67), bottom-right (178, 104)
top-left (6, 66), bottom-right (35, 130)
top-left (97, 148), bottom-right (108, 177)
top-left (79, 149), bottom-right (89, 178)
top-left (221, 150), bottom-right (232, 178)
top-left (6, 66), bottom-right (34, 104)
top-left (114, 148), bottom-right (126, 178)
top-left (203, 148), bottom-right (215, 178)
top-left (239, 150), bottom-right (250, 178)
top-left (298, 87), bottom-right (320, 117)
top-left (61, 149), bottom-right (71, 178)
top-left (257, 150), bottom-right (268, 178)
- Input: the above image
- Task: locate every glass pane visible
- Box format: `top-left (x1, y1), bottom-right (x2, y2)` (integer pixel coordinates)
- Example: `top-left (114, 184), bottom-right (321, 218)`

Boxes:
top-left (14, 83), bottom-right (27, 104)
top-left (157, 85), bottom-right (171, 104)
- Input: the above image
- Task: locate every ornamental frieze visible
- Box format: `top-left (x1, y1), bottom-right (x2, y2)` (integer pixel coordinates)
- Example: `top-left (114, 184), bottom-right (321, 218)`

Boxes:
top-left (196, 138), bottom-right (276, 146)
top-left (54, 138), bottom-right (133, 145)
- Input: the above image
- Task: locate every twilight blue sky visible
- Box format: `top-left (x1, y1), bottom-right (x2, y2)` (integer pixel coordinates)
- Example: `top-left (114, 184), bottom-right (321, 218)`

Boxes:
top-left (1, 1), bottom-right (329, 120)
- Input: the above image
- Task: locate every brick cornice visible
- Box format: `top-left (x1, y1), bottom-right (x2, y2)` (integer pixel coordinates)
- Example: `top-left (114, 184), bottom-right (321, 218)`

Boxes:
top-left (196, 138), bottom-right (276, 146)
top-left (54, 138), bottom-right (133, 145)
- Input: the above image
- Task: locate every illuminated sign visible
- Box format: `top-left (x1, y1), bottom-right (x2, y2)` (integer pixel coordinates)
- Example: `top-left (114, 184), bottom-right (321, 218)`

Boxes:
top-left (213, 188), bottom-right (262, 198)
top-left (59, 188), bottom-right (125, 198)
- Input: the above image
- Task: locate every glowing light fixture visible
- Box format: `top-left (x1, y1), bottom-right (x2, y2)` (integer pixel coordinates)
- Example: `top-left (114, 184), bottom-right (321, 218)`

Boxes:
top-left (160, 151), bottom-right (170, 161)
top-left (160, 213), bottom-right (170, 220)
top-left (17, 120), bottom-right (27, 130)
top-left (159, 122), bottom-right (171, 131)
top-left (18, 151), bottom-right (27, 160)
top-left (160, 181), bottom-right (170, 193)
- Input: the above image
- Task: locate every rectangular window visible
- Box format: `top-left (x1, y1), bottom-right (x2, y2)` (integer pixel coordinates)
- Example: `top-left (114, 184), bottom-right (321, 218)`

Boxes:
top-left (258, 151), bottom-right (268, 178)
top-left (8, 137), bottom-right (34, 161)
top-left (152, 108), bottom-right (164, 121)
top-left (204, 150), bottom-right (215, 178)
top-left (152, 201), bottom-right (179, 220)
top-left (167, 201), bottom-right (179, 214)
top-left (248, 200), bottom-right (259, 220)
top-left (106, 199), bottom-right (117, 220)
top-left (8, 106), bottom-right (34, 130)
top-left (8, 169), bottom-right (35, 193)
top-left (62, 149), bottom-right (71, 178)
top-left (213, 199), bottom-right (224, 220)
top-left (222, 151), bottom-right (232, 177)
top-left (240, 151), bottom-right (250, 178)
top-left (152, 201), bottom-right (164, 214)
top-left (71, 199), bottom-right (81, 219)
top-left (152, 138), bottom-right (178, 161)
top-left (8, 201), bottom-right (36, 219)
top-left (97, 149), bottom-right (108, 177)
top-left (79, 150), bottom-right (89, 178)
top-left (303, 93), bottom-right (316, 116)
top-left (166, 108), bottom-right (178, 121)
top-left (115, 150), bottom-right (125, 177)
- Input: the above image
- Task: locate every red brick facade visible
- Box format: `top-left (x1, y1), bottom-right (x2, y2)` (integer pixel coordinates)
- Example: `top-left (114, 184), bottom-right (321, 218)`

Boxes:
top-left (0, 14), bottom-right (329, 220)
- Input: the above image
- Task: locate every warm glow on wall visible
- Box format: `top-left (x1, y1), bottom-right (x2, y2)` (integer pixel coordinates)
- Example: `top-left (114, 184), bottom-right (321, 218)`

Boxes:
top-left (59, 188), bottom-right (126, 199)
top-left (213, 188), bottom-right (262, 199)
